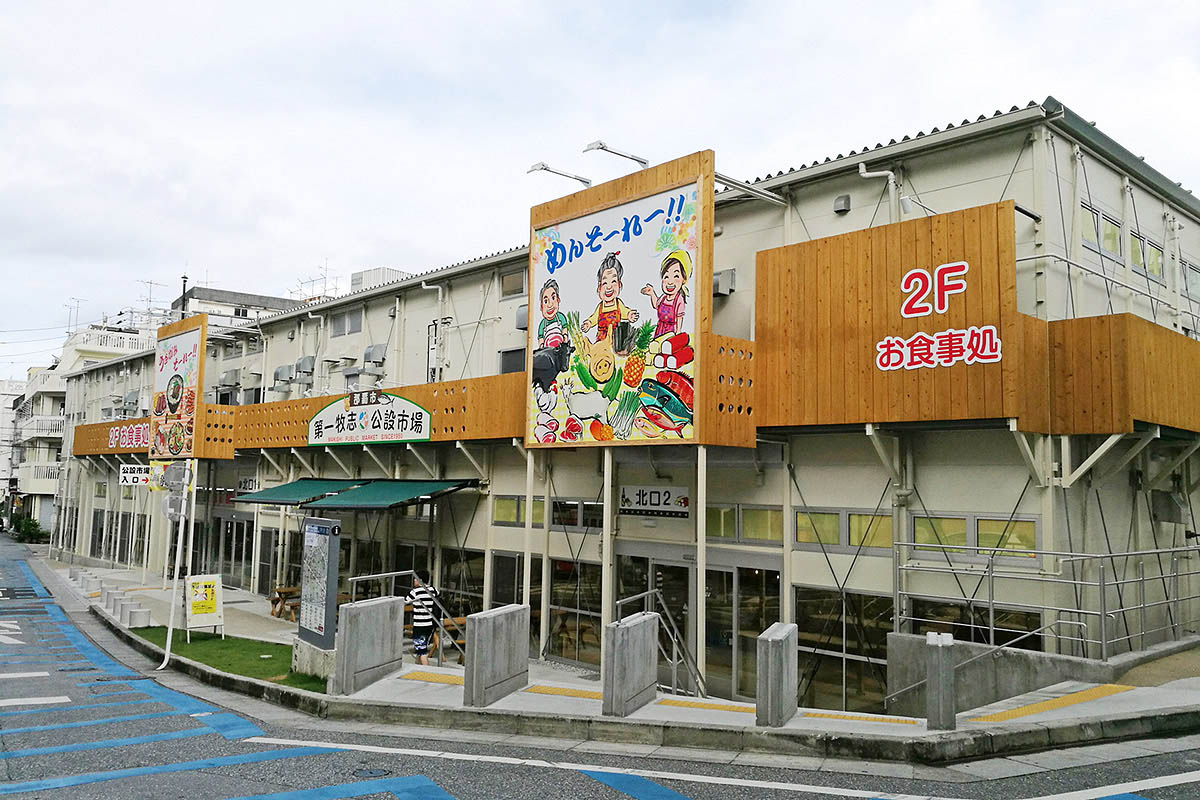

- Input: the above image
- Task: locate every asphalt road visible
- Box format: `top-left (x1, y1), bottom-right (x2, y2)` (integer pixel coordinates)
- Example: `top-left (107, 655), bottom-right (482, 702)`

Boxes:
top-left (4, 538), bottom-right (1200, 799)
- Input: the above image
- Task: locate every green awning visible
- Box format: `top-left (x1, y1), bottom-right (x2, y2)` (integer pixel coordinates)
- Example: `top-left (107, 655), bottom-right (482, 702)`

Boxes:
top-left (233, 478), bottom-right (367, 506)
top-left (301, 479), bottom-right (476, 510)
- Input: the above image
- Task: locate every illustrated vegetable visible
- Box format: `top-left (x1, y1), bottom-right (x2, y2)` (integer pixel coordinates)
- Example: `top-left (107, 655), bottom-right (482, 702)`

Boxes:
top-left (601, 369), bottom-right (623, 402)
top-left (589, 419), bottom-right (614, 441)
top-left (609, 390), bottom-right (641, 440)
top-left (622, 321), bottom-right (656, 387)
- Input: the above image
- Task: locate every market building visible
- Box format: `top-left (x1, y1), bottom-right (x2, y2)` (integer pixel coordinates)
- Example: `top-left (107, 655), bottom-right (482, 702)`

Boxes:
top-left (54, 97), bottom-right (1200, 712)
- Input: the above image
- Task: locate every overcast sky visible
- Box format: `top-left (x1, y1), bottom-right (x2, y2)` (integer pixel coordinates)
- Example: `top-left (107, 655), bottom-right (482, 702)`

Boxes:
top-left (2, 1), bottom-right (1198, 380)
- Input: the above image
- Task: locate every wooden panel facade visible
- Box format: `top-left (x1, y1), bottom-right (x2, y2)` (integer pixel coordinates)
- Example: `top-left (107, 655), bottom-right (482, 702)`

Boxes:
top-left (72, 418), bottom-right (151, 456)
top-left (755, 201), bottom-right (1049, 431)
top-left (233, 373), bottom-right (527, 450)
top-left (699, 334), bottom-right (756, 447)
top-left (1049, 313), bottom-right (1200, 435)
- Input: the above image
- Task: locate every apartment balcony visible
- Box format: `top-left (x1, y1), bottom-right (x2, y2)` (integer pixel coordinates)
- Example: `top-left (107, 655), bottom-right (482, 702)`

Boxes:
top-left (71, 329), bottom-right (155, 354)
top-left (17, 462), bottom-right (61, 496)
top-left (17, 415), bottom-right (65, 442)
top-left (25, 371), bottom-right (65, 398)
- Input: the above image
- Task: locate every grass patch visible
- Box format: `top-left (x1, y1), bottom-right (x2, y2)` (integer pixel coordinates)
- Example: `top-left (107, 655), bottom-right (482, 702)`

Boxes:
top-left (134, 627), bottom-right (326, 693)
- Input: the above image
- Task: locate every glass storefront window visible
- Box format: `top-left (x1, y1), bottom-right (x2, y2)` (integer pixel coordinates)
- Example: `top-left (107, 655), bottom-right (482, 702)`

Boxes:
top-left (796, 587), bottom-right (892, 713)
top-left (736, 567), bottom-right (779, 696)
top-left (548, 561), bottom-right (602, 666)
top-left (440, 549), bottom-right (485, 618)
top-left (978, 518), bottom-right (1037, 556)
top-left (706, 506), bottom-right (736, 539)
top-left (580, 501), bottom-right (604, 530)
top-left (741, 507), bottom-right (783, 543)
top-left (796, 511), bottom-right (839, 545)
top-left (552, 501), bottom-right (579, 528)
top-left (849, 513), bottom-right (892, 549)
top-left (914, 516), bottom-right (967, 554)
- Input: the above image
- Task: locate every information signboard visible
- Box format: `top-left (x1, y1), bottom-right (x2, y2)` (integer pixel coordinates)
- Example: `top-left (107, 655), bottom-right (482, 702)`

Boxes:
top-left (184, 573), bottom-right (224, 635)
top-left (618, 485), bottom-right (690, 518)
top-left (298, 516), bottom-right (340, 650)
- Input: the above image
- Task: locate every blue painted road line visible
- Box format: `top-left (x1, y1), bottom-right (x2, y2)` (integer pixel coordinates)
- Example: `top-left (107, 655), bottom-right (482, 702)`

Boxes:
top-left (79, 680), bottom-right (131, 688)
top-left (16, 561), bottom-right (49, 597)
top-left (41, 605), bottom-right (137, 678)
top-left (0, 746), bottom-right (341, 795)
top-left (133, 679), bottom-right (218, 714)
top-left (199, 711), bottom-right (265, 739)
top-left (90, 689), bottom-right (144, 698)
top-left (1098, 795), bottom-right (1151, 799)
top-left (0, 726), bottom-right (213, 759)
top-left (0, 699), bottom-right (155, 717)
top-left (581, 770), bottom-right (690, 799)
top-left (1, 710), bottom-right (186, 735)
top-left (223, 775), bottom-right (456, 800)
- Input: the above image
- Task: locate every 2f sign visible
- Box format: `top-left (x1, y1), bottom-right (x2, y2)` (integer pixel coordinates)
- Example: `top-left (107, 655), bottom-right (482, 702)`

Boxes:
top-left (900, 262), bottom-right (968, 317)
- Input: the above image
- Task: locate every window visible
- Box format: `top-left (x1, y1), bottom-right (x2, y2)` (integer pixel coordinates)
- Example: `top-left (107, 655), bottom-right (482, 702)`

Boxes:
top-left (234, 307), bottom-right (249, 318)
top-left (741, 507), bottom-right (783, 542)
top-left (1100, 216), bottom-right (1122, 257)
top-left (94, 482), bottom-right (107, 498)
top-left (490, 495), bottom-right (546, 527)
top-left (246, 337), bottom-right (263, 355)
top-left (223, 342), bottom-right (239, 359)
top-left (1186, 261), bottom-right (1200, 302)
top-left (499, 348), bottom-right (525, 374)
top-left (849, 513), bottom-right (892, 549)
top-left (330, 309), bottom-right (362, 337)
top-left (580, 501), bottom-right (604, 529)
top-left (1081, 204), bottom-right (1100, 250)
top-left (1131, 232), bottom-right (1164, 282)
top-left (706, 504), bottom-right (783, 545)
top-left (796, 511), bottom-right (839, 546)
top-left (500, 270), bottom-right (526, 299)
top-left (552, 500), bottom-right (580, 528)
top-left (796, 587), bottom-right (892, 712)
top-left (912, 514), bottom-right (1039, 559)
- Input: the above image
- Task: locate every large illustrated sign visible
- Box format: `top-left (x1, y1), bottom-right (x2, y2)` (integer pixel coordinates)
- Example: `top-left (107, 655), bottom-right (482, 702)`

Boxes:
top-left (528, 184), bottom-right (701, 446)
top-left (308, 390), bottom-right (432, 446)
top-left (150, 316), bottom-right (206, 459)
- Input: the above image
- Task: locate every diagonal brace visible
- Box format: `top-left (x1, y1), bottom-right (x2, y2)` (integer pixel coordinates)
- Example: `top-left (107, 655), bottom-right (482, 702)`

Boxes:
top-left (290, 447), bottom-right (316, 478)
top-left (324, 447), bottom-right (353, 479)
top-left (1093, 426), bottom-right (1159, 486)
top-left (865, 423), bottom-right (901, 484)
top-left (1009, 419), bottom-right (1048, 487)
top-left (1062, 432), bottom-right (1125, 488)
top-left (1147, 439), bottom-right (1200, 491)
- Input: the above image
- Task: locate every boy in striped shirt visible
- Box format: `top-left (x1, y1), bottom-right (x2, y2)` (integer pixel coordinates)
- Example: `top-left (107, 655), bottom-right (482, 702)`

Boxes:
top-left (405, 570), bottom-right (439, 666)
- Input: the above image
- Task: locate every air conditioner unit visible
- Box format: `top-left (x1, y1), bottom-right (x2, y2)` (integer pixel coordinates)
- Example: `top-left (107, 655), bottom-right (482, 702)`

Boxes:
top-left (295, 355), bottom-right (315, 376)
top-left (713, 268), bottom-right (737, 297)
top-left (363, 343), bottom-right (387, 367)
top-left (122, 390), bottom-right (140, 410)
top-left (269, 364), bottom-right (295, 393)
top-left (515, 304), bottom-right (529, 331)
top-left (218, 370), bottom-right (240, 388)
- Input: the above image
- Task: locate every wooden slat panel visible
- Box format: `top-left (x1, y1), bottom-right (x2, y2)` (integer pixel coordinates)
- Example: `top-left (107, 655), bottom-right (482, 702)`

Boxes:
top-left (754, 201), bottom-right (1020, 428)
top-left (1090, 316), bottom-right (1114, 433)
top-left (72, 418), bottom-right (151, 456)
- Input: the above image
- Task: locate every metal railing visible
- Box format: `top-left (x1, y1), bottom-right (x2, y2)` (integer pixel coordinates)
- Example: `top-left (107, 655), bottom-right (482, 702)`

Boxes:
top-left (882, 618), bottom-right (1087, 710)
top-left (17, 416), bottom-right (65, 441)
top-left (348, 569), bottom-right (467, 666)
top-left (616, 588), bottom-right (707, 697)
top-left (895, 541), bottom-right (1200, 662)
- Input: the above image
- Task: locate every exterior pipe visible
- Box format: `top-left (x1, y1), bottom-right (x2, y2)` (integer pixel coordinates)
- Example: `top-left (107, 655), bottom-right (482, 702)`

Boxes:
top-left (859, 162), bottom-right (899, 224)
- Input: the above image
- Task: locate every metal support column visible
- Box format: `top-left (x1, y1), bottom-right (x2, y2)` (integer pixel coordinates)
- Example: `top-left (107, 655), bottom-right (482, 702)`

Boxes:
top-left (600, 447), bottom-right (615, 671)
top-left (539, 456), bottom-right (552, 659)
top-left (522, 448), bottom-right (534, 605)
top-left (695, 444), bottom-right (707, 681)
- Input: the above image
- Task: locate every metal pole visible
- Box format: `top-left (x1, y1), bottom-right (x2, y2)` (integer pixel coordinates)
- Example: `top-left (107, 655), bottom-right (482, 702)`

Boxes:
top-left (1172, 555), bottom-right (1182, 640)
top-left (1099, 562), bottom-right (1109, 661)
top-left (539, 459), bottom-right (552, 659)
top-left (157, 461), bottom-right (193, 671)
top-left (695, 445), bottom-right (707, 682)
top-left (1137, 560), bottom-right (1146, 650)
top-left (600, 447), bottom-right (614, 672)
top-left (521, 449), bottom-right (533, 605)
top-left (987, 556), bottom-right (996, 646)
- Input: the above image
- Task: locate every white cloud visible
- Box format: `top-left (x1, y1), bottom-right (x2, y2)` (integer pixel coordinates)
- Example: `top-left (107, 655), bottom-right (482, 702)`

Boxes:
top-left (1, 0), bottom-right (1197, 377)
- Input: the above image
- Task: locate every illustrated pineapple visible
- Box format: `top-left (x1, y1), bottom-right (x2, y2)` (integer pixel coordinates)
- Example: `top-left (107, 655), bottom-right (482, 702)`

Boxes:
top-left (622, 322), bottom-right (656, 387)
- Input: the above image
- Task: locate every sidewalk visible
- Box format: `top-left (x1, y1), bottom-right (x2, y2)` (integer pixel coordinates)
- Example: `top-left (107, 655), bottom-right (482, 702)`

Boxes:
top-left (42, 553), bottom-right (1200, 765)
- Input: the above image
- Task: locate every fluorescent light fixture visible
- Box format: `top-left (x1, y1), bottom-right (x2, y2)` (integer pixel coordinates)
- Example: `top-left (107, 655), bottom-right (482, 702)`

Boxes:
top-left (583, 140), bottom-right (649, 169)
top-left (527, 162), bottom-right (592, 188)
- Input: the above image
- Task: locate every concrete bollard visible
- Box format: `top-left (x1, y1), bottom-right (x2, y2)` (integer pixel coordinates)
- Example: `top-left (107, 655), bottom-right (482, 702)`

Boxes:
top-left (118, 601), bottom-right (139, 626)
top-left (68, 568), bottom-right (79, 581)
top-left (926, 632), bottom-right (956, 731)
top-left (464, 604), bottom-right (530, 707)
top-left (106, 592), bottom-right (128, 614)
top-left (756, 622), bottom-right (799, 727)
top-left (602, 611), bottom-right (659, 717)
top-left (127, 608), bottom-right (151, 628)
top-left (81, 576), bottom-right (100, 593)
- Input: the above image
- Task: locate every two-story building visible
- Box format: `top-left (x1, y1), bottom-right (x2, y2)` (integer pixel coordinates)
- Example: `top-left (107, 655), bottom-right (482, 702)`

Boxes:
top-left (58, 96), bottom-right (1200, 712)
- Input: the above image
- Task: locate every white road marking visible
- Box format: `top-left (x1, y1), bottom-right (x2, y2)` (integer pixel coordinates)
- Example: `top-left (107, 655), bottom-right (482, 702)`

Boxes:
top-left (246, 735), bottom-right (1200, 800)
top-left (0, 635), bottom-right (24, 645)
top-left (243, 736), bottom-right (955, 799)
top-left (0, 621), bottom-right (23, 630)
top-left (0, 695), bottom-right (71, 708)
top-left (0, 621), bottom-right (24, 645)
top-left (0, 672), bottom-right (49, 680)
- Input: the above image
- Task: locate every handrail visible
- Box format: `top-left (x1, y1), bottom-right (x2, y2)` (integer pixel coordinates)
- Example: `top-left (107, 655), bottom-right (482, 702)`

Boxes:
top-left (882, 619), bottom-right (1086, 709)
top-left (616, 588), bottom-right (707, 697)
top-left (346, 568), bottom-right (467, 665)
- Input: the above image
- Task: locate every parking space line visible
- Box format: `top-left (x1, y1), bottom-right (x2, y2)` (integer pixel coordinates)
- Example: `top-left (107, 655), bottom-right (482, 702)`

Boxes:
top-left (583, 770), bottom-right (690, 799)
top-left (0, 699), bottom-right (155, 717)
top-left (1, 710), bottom-right (187, 735)
top-left (0, 746), bottom-right (341, 795)
top-left (222, 775), bottom-right (455, 799)
top-left (0, 727), bottom-right (214, 759)
top-left (0, 695), bottom-right (70, 708)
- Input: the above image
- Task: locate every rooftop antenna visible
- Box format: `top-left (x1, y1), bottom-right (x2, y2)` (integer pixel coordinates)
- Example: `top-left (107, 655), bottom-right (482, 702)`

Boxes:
top-left (65, 297), bottom-right (83, 334)
top-left (527, 162), bottom-right (592, 188)
top-left (583, 140), bottom-right (649, 169)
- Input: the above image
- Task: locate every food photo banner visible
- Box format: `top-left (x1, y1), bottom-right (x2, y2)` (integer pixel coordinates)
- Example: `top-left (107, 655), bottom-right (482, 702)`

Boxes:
top-left (527, 181), bottom-right (705, 447)
top-left (150, 315), bottom-right (206, 460)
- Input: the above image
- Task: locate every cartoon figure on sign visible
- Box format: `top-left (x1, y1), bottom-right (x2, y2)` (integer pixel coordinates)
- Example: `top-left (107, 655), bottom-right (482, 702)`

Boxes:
top-left (642, 249), bottom-right (692, 338)
top-left (581, 252), bottom-right (639, 341)
top-left (537, 279), bottom-right (568, 349)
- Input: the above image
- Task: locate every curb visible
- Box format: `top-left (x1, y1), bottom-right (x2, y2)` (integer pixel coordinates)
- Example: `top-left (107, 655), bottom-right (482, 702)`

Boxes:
top-left (86, 606), bottom-right (1200, 764)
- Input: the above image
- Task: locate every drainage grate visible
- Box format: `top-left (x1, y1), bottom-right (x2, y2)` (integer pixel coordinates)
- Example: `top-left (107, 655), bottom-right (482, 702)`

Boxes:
top-left (352, 769), bottom-right (390, 779)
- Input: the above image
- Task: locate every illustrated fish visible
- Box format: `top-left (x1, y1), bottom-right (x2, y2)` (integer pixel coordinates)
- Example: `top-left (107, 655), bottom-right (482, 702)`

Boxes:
top-left (637, 377), bottom-right (693, 424)
top-left (639, 406), bottom-right (688, 437)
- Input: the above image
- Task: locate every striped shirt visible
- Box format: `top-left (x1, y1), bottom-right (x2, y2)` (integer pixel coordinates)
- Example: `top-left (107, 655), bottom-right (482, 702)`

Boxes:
top-left (405, 585), bottom-right (439, 629)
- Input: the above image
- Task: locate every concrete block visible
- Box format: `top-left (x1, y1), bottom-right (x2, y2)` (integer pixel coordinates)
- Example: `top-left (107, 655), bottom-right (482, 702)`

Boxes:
top-left (602, 611), bottom-right (659, 717)
top-left (68, 568), bottom-right (79, 581)
top-left (331, 597), bottom-right (405, 696)
top-left (112, 598), bottom-right (135, 624)
top-left (127, 608), bottom-right (151, 628)
top-left (464, 604), bottom-right (529, 708)
top-left (81, 576), bottom-right (100, 593)
top-left (292, 634), bottom-right (336, 680)
top-left (756, 622), bottom-right (798, 727)
top-left (118, 601), bottom-right (140, 626)
top-left (926, 632), bottom-right (956, 731)
top-left (106, 591), bottom-right (128, 614)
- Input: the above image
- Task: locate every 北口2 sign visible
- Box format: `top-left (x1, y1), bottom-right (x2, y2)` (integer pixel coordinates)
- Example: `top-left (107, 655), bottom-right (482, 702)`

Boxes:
top-left (875, 261), bottom-right (1002, 371)
top-left (308, 390), bottom-right (432, 446)
top-left (528, 183), bottom-right (704, 447)
top-left (619, 485), bottom-right (690, 518)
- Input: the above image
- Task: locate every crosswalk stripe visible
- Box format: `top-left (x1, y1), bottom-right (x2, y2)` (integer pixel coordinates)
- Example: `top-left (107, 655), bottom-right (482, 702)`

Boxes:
top-left (0, 695), bottom-right (70, 708)
top-left (0, 671), bottom-right (49, 680)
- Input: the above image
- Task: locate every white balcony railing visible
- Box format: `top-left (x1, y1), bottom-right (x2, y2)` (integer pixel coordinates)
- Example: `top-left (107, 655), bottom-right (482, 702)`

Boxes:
top-left (17, 415), bottom-right (65, 442)
top-left (71, 329), bottom-right (155, 353)
top-left (26, 370), bottom-right (65, 397)
top-left (18, 462), bottom-right (61, 484)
